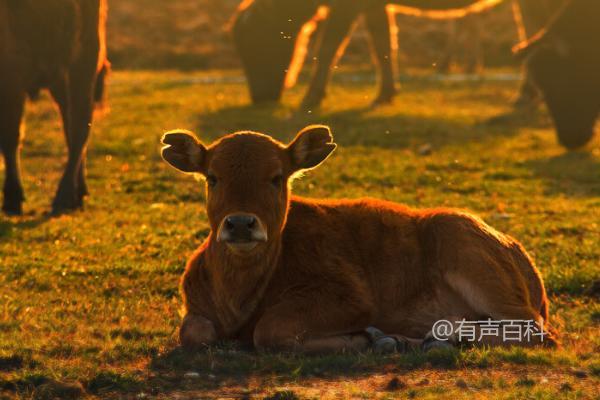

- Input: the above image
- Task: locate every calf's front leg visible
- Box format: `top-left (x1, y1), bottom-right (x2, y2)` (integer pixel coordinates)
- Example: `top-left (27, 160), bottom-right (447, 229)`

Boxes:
top-left (179, 314), bottom-right (218, 350)
top-left (252, 286), bottom-right (374, 354)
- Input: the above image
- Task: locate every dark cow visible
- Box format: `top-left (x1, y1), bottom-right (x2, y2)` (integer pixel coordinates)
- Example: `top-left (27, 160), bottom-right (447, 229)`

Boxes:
top-left (513, 0), bottom-right (566, 106)
top-left (232, 0), bottom-right (504, 108)
top-left (161, 125), bottom-right (557, 353)
top-left (232, 0), bottom-right (561, 109)
top-left (0, 0), bottom-right (110, 215)
top-left (515, 0), bottom-right (599, 149)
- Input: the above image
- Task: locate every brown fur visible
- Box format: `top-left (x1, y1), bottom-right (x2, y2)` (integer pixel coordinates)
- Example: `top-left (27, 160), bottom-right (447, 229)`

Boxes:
top-left (0, 0), bottom-right (109, 215)
top-left (162, 126), bottom-right (557, 353)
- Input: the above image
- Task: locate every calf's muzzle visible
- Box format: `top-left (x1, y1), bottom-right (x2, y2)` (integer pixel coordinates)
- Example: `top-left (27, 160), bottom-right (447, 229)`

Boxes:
top-left (217, 213), bottom-right (268, 252)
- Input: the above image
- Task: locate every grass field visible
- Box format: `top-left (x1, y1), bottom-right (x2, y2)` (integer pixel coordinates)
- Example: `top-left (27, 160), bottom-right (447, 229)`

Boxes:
top-left (1, 69), bottom-right (599, 399)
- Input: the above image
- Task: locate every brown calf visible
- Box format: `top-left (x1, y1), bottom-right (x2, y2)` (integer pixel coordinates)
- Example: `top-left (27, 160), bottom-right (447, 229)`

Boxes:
top-left (162, 125), bottom-right (556, 353)
top-left (0, 0), bottom-right (109, 215)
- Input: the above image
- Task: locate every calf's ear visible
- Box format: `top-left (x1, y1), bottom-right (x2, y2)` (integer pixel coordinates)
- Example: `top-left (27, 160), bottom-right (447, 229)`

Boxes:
top-left (287, 125), bottom-right (336, 171)
top-left (161, 130), bottom-right (207, 173)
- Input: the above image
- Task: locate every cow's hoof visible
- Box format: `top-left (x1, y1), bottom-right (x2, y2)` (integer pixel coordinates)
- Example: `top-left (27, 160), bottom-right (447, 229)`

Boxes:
top-left (78, 182), bottom-right (89, 198)
top-left (51, 187), bottom-right (85, 215)
top-left (370, 92), bottom-right (396, 109)
top-left (3, 187), bottom-right (24, 216)
top-left (51, 198), bottom-right (83, 216)
top-left (2, 203), bottom-right (23, 216)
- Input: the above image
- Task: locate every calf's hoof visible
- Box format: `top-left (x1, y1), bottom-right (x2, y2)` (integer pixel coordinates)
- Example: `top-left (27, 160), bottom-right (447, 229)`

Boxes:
top-left (179, 314), bottom-right (217, 350)
top-left (422, 331), bottom-right (455, 352)
top-left (365, 327), bottom-right (407, 354)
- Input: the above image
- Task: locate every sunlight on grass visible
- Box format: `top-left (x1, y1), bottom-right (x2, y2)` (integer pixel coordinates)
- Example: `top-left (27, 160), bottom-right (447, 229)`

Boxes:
top-left (0, 70), bottom-right (598, 399)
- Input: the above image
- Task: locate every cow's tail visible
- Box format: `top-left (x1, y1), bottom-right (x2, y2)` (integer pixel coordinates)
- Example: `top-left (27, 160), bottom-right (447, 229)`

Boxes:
top-left (390, 0), bottom-right (504, 19)
top-left (94, 60), bottom-right (110, 105)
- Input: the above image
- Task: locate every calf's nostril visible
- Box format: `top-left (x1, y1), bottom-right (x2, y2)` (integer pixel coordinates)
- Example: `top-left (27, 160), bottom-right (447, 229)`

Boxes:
top-left (224, 217), bottom-right (235, 231)
top-left (224, 215), bottom-right (259, 233)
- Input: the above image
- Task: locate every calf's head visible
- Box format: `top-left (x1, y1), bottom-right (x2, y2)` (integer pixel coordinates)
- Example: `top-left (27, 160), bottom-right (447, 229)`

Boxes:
top-left (161, 125), bottom-right (336, 254)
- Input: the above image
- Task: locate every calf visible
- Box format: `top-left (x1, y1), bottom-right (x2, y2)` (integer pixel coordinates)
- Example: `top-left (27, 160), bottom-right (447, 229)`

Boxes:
top-left (0, 0), bottom-right (109, 215)
top-left (515, 0), bottom-right (600, 149)
top-left (161, 125), bottom-right (557, 353)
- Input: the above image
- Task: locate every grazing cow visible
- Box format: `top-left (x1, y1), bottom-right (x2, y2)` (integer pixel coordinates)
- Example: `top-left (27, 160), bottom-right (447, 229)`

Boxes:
top-left (0, 0), bottom-right (110, 215)
top-left (161, 125), bottom-right (557, 353)
top-left (513, 0), bottom-right (566, 106)
top-left (231, 0), bottom-right (560, 110)
top-left (515, 0), bottom-right (600, 149)
top-left (436, 0), bottom-right (564, 77)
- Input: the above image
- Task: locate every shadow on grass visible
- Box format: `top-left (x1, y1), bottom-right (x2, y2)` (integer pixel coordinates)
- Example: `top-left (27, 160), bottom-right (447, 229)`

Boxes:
top-left (105, 344), bottom-right (567, 397)
top-left (195, 103), bottom-right (600, 200)
top-left (0, 343), bottom-right (577, 399)
top-left (0, 215), bottom-right (50, 239)
top-left (524, 152), bottom-right (600, 198)
top-left (194, 102), bottom-right (534, 151)
top-left (481, 105), bottom-right (552, 131)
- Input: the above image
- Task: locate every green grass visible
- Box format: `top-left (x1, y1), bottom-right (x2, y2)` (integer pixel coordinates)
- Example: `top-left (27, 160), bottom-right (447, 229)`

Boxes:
top-left (1, 69), bottom-right (599, 399)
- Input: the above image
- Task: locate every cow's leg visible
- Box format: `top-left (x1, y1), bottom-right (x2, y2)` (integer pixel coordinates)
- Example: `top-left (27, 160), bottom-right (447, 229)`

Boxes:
top-left (50, 77), bottom-right (89, 202)
top-left (179, 313), bottom-right (218, 350)
top-left (462, 15), bottom-right (484, 75)
top-left (300, 5), bottom-right (362, 110)
top-left (364, 5), bottom-right (397, 107)
top-left (0, 91), bottom-right (25, 215)
top-left (253, 287), bottom-right (373, 354)
top-left (51, 61), bottom-right (97, 214)
top-left (437, 20), bottom-right (457, 74)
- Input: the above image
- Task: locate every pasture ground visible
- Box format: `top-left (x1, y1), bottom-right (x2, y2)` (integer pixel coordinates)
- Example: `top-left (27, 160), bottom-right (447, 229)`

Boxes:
top-left (1, 69), bottom-right (599, 399)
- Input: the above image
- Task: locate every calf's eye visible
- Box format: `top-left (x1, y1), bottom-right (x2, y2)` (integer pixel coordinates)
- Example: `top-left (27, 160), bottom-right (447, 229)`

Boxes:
top-left (271, 174), bottom-right (283, 188)
top-left (206, 174), bottom-right (217, 188)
